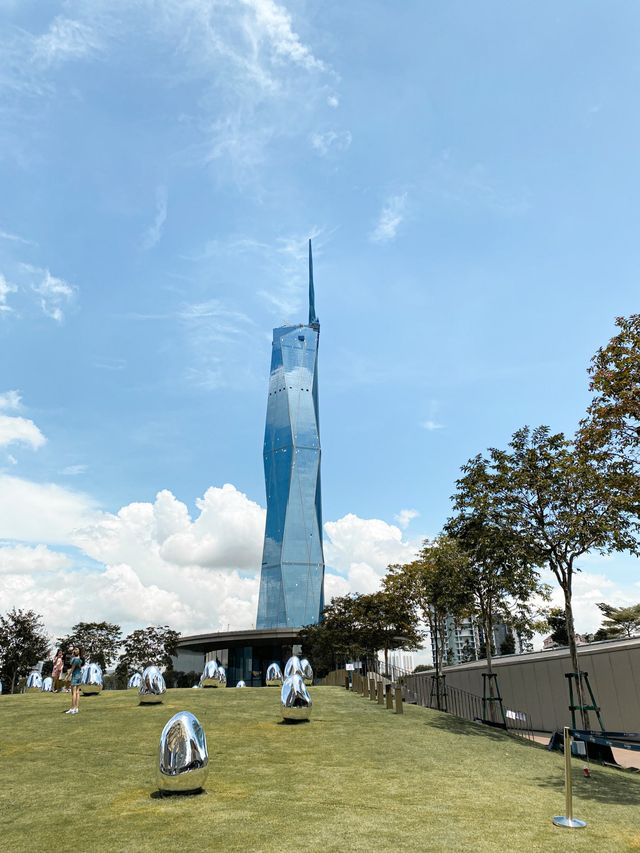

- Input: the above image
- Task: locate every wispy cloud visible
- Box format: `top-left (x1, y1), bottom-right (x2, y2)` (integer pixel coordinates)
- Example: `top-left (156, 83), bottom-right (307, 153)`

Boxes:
top-left (394, 508), bottom-right (419, 530)
top-left (327, 94), bottom-right (339, 108)
top-left (421, 400), bottom-right (444, 431)
top-left (0, 274), bottom-right (17, 314)
top-left (370, 193), bottom-right (407, 243)
top-left (22, 265), bottom-right (76, 322)
top-left (310, 129), bottom-right (352, 157)
top-left (0, 228), bottom-right (34, 246)
top-left (61, 464), bottom-right (88, 476)
top-left (0, 390), bottom-right (21, 411)
top-left (421, 419), bottom-right (444, 431)
top-left (0, 415), bottom-right (46, 450)
top-left (140, 185), bottom-right (168, 250)
top-left (32, 16), bottom-right (102, 67)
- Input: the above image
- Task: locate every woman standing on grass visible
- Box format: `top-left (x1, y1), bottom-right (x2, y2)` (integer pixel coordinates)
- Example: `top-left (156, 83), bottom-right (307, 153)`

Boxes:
top-left (66, 647), bottom-right (84, 715)
top-left (52, 649), bottom-right (64, 692)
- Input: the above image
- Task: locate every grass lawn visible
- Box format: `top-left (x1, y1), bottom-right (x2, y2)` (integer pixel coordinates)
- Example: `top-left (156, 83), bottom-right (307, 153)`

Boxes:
top-left (1, 686), bottom-right (639, 852)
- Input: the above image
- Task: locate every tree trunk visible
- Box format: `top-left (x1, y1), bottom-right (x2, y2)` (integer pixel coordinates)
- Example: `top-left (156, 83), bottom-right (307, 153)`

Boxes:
top-left (483, 612), bottom-right (495, 722)
top-left (564, 587), bottom-right (590, 730)
top-left (384, 646), bottom-right (389, 677)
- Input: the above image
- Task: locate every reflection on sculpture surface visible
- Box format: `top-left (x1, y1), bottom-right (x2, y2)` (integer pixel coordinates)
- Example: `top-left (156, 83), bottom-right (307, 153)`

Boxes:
top-left (257, 241), bottom-right (325, 629)
top-left (281, 673), bottom-right (312, 721)
top-left (157, 711), bottom-right (208, 794)
top-left (284, 655), bottom-right (304, 678)
top-left (139, 665), bottom-right (166, 704)
top-left (236, 680), bottom-right (246, 688)
top-left (266, 662), bottom-right (283, 686)
top-left (26, 671), bottom-right (42, 692)
top-left (300, 658), bottom-right (313, 685)
top-left (41, 677), bottom-right (53, 692)
top-left (80, 663), bottom-right (103, 695)
top-left (127, 672), bottom-right (142, 690)
top-left (200, 660), bottom-right (226, 688)
top-left (0, 681), bottom-right (3, 695)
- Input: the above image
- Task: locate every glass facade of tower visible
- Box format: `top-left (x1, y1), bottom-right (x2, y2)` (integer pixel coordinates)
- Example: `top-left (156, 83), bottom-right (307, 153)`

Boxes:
top-left (256, 320), bottom-right (325, 628)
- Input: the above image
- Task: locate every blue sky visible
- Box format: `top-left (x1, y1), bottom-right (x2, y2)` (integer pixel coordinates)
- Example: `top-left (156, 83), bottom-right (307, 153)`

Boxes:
top-left (0, 1), bottom-right (638, 643)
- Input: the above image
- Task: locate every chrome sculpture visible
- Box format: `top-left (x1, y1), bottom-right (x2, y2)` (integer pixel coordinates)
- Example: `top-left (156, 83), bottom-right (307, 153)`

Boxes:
top-left (300, 658), bottom-right (313, 685)
top-left (200, 660), bottom-right (226, 688)
top-left (265, 662), bottom-right (283, 686)
top-left (41, 676), bottom-right (54, 692)
top-left (281, 673), bottom-right (312, 722)
top-left (236, 680), bottom-right (246, 688)
top-left (127, 672), bottom-right (142, 690)
top-left (80, 663), bottom-right (103, 695)
top-left (284, 655), bottom-right (304, 679)
top-left (139, 665), bottom-right (166, 704)
top-left (157, 711), bottom-right (208, 794)
top-left (26, 671), bottom-right (42, 692)
top-left (0, 680), bottom-right (3, 695)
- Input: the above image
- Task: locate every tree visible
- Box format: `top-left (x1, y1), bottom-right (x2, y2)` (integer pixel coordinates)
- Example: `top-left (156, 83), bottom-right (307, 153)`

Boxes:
top-left (546, 607), bottom-right (569, 646)
top-left (499, 632), bottom-right (516, 656)
top-left (459, 426), bottom-right (638, 728)
top-left (413, 664), bottom-right (434, 673)
top-left (58, 621), bottom-right (122, 670)
top-left (580, 314), bottom-right (640, 472)
top-left (355, 589), bottom-right (423, 674)
top-left (116, 626), bottom-right (180, 680)
top-left (596, 602), bottom-right (640, 639)
top-left (0, 609), bottom-right (50, 693)
top-left (384, 537), bottom-right (473, 707)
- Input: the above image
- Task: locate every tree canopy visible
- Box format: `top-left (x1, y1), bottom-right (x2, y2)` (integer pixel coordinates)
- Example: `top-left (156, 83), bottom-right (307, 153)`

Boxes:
top-left (596, 601), bottom-right (640, 640)
top-left (0, 609), bottom-right (50, 694)
top-left (115, 625), bottom-right (180, 679)
top-left (58, 621), bottom-right (122, 670)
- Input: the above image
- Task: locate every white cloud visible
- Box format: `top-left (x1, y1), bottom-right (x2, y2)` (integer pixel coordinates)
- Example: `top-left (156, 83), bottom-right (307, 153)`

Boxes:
top-left (0, 390), bottom-right (21, 411)
top-left (370, 193), bottom-right (408, 244)
top-left (22, 266), bottom-right (76, 322)
top-left (394, 508), bottom-right (419, 530)
top-left (241, 0), bottom-right (326, 72)
top-left (327, 94), bottom-right (339, 108)
top-left (310, 130), bottom-right (352, 156)
top-left (0, 273), bottom-right (17, 313)
top-left (421, 419), bottom-right (444, 431)
top-left (140, 185), bottom-right (168, 250)
top-left (0, 475), bottom-right (101, 544)
top-left (0, 544), bottom-right (71, 574)
top-left (32, 16), bottom-right (102, 66)
top-left (0, 415), bottom-right (46, 450)
top-left (61, 464), bottom-right (88, 476)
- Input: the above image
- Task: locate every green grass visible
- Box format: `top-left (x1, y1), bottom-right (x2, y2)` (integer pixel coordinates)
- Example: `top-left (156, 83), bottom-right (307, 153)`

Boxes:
top-left (1, 687), bottom-right (639, 852)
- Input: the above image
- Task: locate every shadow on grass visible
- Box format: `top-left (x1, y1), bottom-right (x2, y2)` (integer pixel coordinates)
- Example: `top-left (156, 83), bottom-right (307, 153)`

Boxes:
top-left (534, 765), bottom-right (640, 806)
top-left (150, 788), bottom-right (207, 799)
top-left (424, 711), bottom-right (522, 744)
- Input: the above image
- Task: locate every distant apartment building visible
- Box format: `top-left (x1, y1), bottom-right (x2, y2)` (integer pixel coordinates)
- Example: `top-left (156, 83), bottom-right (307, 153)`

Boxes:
top-left (431, 615), bottom-right (526, 666)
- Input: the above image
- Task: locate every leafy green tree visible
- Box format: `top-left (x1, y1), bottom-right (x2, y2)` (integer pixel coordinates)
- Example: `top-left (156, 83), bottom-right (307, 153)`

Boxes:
top-left (413, 664), bottom-right (434, 673)
top-left (580, 314), bottom-right (640, 472)
top-left (116, 626), bottom-right (180, 680)
top-left (384, 537), bottom-right (473, 707)
top-left (546, 607), bottom-right (569, 646)
top-left (596, 601), bottom-right (640, 639)
top-left (0, 609), bottom-right (50, 693)
top-left (58, 621), bottom-right (122, 670)
top-left (355, 589), bottom-right (423, 674)
top-left (459, 426), bottom-right (638, 728)
top-left (499, 632), bottom-right (515, 656)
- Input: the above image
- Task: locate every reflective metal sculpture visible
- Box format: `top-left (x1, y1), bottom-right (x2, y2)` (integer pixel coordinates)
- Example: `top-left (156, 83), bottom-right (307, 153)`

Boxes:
top-left (26, 671), bottom-right (43, 693)
top-left (127, 672), bottom-right (142, 690)
top-left (280, 673), bottom-right (312, 722)
top-left (284, 655), bottom-right (304, 678)
top-left (200, 660), bottom-right (226, 688)
top-left (157, 711), bottom-right (208, 794)
top-left (41, 677), bottom-right (53, 692)
top-left (300, 658), bottom-right (313, 685)
top-left (0, 680), bottom-right (3, 695)
top-left (80, 663), bottom-right (103, 695)
top-left (236, 680), bottom-right (246, 688)
top-left (265, 662), bottom-right (283, 686)
top-left (139, 665), bottom-right (166, 704)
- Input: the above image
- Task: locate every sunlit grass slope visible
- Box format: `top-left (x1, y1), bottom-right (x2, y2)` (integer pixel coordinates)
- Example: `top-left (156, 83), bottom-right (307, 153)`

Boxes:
top-left (1, 686), bottom-right (639, 852)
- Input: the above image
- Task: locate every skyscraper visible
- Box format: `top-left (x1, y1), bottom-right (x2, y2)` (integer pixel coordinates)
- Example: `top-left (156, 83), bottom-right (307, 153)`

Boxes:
top-left (256, 241), bottom-right (325, 629)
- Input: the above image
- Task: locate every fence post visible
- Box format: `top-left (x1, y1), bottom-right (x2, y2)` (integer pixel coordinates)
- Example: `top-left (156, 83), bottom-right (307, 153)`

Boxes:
top-left (395, 686), bottom-right (403, 714)
top-left (552, 727), bottom-right (587, 829)
top-left (345, 674), bottom-right (350, 690)
top-left (369, 678), bottom-right (376, 701)
top-left (385, 684), bottom-right (393, 710)
top-left (377, 681), bottom-right (384, 705)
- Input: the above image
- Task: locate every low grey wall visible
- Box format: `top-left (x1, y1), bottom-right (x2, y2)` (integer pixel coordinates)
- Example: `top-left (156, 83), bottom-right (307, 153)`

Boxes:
top-left (422, 638), bottom-right (640, 732)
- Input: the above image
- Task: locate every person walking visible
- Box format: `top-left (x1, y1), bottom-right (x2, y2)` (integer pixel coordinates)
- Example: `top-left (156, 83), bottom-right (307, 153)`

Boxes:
top-left (52, 649), bottom-right (64, 692)
top-left (66, 647), bottom-right (83, 715)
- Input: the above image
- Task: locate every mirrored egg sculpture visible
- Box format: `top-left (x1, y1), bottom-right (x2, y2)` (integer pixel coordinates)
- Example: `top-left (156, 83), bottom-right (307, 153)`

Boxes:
top-left (217, 665), bottom-right (227, 687)
top-left (281, 673), bottom-right (312, 722)
top-left (0, 680), bottom-right (3, 695)
top-left (26, 671), bottom-right (43, 693)
top-left (139, 665), bottom-right (166, 704)
top-left (80, 662), bottom-right (103, 695)
top-left (265, 662), bottom-right (283, 687)
top-left (200, 660), bottom-right (222, 688)
top-left (157, 711), bottom-right (208, 794)
top-left (284, 655), bottom-right (304, 679)
top-left (127, 672), bottom-right (142, 690)
top-left (236, 680), bottom-right (246, 688)
top-left (41, 676), bottom-right (54, 692)
top-left (300, 658), bottom-right (313, 686)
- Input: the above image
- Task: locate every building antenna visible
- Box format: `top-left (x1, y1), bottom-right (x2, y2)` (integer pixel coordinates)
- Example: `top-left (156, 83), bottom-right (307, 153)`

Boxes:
top-left (308, 238), bottom-right (317, 325)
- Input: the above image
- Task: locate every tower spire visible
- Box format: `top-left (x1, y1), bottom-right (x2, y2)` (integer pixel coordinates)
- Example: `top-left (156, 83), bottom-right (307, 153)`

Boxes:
top-left (308, 238), bottom-right (317, 325)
